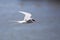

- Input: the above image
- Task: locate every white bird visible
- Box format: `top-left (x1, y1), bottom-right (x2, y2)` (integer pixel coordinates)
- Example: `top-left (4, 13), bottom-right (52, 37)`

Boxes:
top-left (16, 11), bottom-right (36, 23)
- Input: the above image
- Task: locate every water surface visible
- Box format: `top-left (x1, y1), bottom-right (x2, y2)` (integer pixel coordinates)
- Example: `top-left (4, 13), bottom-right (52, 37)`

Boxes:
top-left (0, 0), bottom-right (60, 40)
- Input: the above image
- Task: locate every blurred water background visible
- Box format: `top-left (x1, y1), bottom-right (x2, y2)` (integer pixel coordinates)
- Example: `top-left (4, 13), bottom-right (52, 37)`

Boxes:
top-left (0, 0), bottom-right (60, 40)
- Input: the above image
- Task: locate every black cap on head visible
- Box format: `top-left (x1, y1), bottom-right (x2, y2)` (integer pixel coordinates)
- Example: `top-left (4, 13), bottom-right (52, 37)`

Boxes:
top-left (32, 19), bottom-right (35, 21)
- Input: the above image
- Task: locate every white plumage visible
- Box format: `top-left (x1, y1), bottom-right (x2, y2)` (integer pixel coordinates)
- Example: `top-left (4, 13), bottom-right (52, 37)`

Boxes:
top-left (16, 11), bottom-right (33, 23)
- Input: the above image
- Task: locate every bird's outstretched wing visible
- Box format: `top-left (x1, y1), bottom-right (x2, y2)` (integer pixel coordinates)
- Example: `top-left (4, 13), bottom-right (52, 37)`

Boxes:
top-left (15, 21), bottom-right (26, 23)
top-left (19, 11), bottom-right (32, 21)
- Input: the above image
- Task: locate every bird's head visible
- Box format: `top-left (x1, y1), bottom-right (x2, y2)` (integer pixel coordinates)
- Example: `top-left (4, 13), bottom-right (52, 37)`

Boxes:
top-left (32, 19), bottom-right (35, 22)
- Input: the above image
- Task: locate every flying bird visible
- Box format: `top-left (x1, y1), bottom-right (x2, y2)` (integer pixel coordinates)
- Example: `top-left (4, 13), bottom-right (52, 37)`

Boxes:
top-left (16, 11), bottom-right (36, 23)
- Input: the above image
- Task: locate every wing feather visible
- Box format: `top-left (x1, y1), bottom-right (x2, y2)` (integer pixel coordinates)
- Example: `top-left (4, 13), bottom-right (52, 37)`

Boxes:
top-left (19, 11), bottom-right (32, 21)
